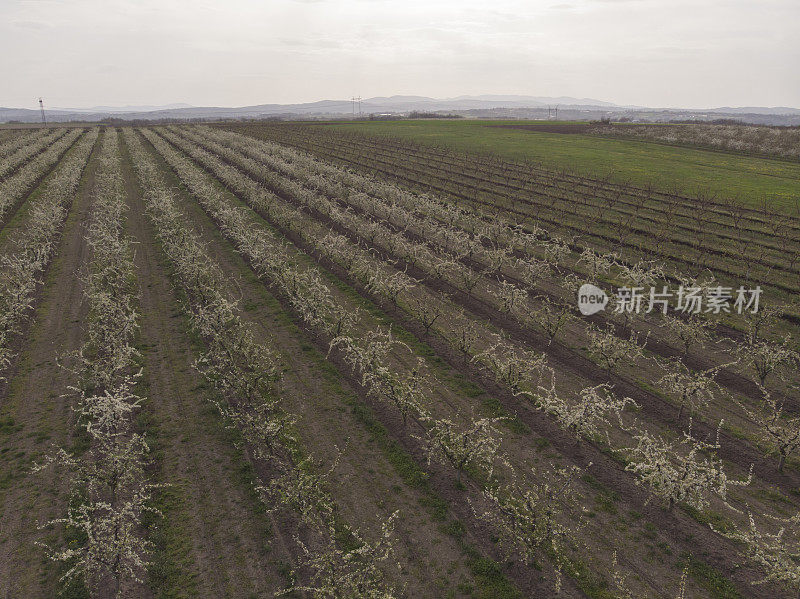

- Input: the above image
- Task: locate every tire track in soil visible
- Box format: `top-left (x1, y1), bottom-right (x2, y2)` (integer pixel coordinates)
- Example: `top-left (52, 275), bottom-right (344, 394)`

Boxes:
top-left (171, 130), bottom-right (779, 599)
top-left (119, 132), bottom-right (289, 599)
top-left (0, 130), bottom-right (98, 599)
top-left (136, 129), bottom-right (530, 598)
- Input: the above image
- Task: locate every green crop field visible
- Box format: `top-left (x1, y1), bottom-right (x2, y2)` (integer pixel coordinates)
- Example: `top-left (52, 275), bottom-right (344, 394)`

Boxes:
top-left (320, 120), bottom-right (800, 211)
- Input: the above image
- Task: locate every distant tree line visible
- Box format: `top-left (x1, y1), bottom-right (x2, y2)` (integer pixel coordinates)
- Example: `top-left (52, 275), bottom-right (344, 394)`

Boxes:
top-left (407, 111), bottom-right (463, 119)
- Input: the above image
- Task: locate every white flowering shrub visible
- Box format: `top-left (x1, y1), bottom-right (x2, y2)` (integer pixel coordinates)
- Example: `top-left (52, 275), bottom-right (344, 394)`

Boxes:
top-left (531, 296), bottom-right (574, 344)
top-left (734, 335), bottom-right (799, 387)
top-left (279, 512), bottom-right (401, 599)
top-left (419, 416), bottom-right (506, 482)
top-left (37, 131), bottom-right (158, 597)
top-left (534, 377), bottom-right (638, 441)
top-left (738, 387), bottom-right (800, 472)
top-left (587, 324), bottom-right (646, 372)
top-left (624, 421), bottom-right (750, 510)
top-left (657, 361), bottom-right (726, 420)
top-left (331, 329), bottom-right (429, 425)
top-left (488, 278), bottom-right (529, 316)
top-left (473, 337), bottom-right (548, 396)
top-left (661, 314), bottom-right (714, 357)
top-left (578, 247), bottom-right (617, 282)
top-left (472, 465), bottom-right (583, 593)
top-left (712, 509), bottom-right (800, 595)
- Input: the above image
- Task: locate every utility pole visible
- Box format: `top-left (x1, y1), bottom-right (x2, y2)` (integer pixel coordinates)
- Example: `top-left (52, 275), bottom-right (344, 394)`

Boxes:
top-left (38, 97), bottom-right (46, 124)
top-left (555, 104), bottom-right (559, 120)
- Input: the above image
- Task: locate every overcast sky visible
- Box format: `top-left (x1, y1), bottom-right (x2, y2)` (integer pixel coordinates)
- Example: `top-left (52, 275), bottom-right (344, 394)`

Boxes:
top-left (1, 0), bottom-right (798, 110)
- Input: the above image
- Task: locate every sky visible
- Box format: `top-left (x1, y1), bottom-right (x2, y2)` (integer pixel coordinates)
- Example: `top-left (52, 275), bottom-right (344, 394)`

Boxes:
top-left (1, 0), bottom-right (798, 110)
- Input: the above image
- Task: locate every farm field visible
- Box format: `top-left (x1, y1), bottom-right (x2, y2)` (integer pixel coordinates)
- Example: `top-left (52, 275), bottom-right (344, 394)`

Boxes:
top-left (588, 123), bottom-right (800, 162)
top-left (310, 120), bottom-right (800, 210)
top-left (0, 122), bottom-right (799, 599)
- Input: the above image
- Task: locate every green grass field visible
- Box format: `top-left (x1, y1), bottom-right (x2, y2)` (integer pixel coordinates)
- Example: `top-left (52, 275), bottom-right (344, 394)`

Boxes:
top-left (320, 120), bottom-right (800, 211)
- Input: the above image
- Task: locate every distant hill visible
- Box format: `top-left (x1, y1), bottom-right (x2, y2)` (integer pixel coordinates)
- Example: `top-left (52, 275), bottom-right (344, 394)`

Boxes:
top-left (703, 106), bottom-right (800, 115)
top-left (1, 95), bottom-right (798, 124)
top-left (449, 94), bottom-right (627, 107)
top-left (51, 103), bottom-right (195, 113)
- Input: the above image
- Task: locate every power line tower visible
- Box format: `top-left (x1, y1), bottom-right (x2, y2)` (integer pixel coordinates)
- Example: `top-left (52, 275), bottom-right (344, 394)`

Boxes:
top-left (351, 95), bottom-right (362, 118)
top-left (38, 97), bottom-right (47, 124)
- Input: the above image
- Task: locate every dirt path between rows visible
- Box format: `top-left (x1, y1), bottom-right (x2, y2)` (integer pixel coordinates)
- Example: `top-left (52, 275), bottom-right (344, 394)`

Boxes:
top-left (0, 130), bottom-right (99, 598)
top-left (119, 131), bottom-right (289, 598)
